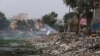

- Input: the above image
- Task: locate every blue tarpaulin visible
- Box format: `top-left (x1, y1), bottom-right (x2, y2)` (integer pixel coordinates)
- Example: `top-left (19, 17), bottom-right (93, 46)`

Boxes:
top-left (92, 23), bottom-right (100, 30)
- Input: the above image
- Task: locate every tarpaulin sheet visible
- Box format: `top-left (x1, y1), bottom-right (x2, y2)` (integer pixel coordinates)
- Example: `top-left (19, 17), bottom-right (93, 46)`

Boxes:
top-left (79, 18), bottom-right (87, 25)
top-left (92, 23), bottom-right (100, 30)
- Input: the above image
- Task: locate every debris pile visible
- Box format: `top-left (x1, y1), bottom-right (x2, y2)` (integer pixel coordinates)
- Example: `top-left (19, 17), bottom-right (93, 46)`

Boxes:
top-left (27, 32), bottom-right (100, 56)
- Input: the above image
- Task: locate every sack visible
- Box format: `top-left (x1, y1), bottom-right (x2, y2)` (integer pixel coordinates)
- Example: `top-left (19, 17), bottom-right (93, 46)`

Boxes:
top-left (91, 33), bottom-right (97, 37)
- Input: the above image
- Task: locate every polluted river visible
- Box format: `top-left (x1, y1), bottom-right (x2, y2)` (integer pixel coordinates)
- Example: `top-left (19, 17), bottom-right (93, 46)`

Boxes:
top-left (0, 30), bottom-right (100, 56)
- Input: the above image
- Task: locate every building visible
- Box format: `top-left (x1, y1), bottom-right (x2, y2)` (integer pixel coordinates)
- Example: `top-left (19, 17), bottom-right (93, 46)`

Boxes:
top-left (93, 0), bottom-right (100, 22)
top-left (12, 13), bottom-right (28, 20)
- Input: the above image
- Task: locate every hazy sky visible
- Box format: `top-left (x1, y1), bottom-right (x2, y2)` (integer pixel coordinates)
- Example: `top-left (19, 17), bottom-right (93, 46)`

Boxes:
top-left (0, 0), bottom-right (69, 19)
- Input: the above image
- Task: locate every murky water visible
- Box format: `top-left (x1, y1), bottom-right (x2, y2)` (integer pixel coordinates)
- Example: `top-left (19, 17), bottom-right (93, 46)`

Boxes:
top-left (0, 30), bottom-right (46, 40)
top-left (0, 30), bottom-right (45, 56)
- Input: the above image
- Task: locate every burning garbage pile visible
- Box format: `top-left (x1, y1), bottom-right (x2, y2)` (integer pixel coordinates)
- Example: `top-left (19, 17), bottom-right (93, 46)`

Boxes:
top-left (27, 33), bottom-right (100, 56)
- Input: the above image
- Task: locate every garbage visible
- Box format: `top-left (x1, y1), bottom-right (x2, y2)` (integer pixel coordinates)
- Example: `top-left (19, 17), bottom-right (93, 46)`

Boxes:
top-left (26, 32), bottom-right (100, 56)
top-left (0, 32), bottom-right (100, 56)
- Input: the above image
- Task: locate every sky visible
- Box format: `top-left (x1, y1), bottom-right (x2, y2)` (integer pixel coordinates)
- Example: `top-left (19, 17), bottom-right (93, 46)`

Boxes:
top-left (0, 0), bottom-right (69, 19)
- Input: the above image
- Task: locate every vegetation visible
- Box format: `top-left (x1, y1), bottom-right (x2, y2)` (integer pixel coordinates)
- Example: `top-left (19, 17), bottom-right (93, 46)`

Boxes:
top-left (0, 39), bottom-right (25, 44)
top-left (16, 19), bottom-right (35, 30)
top-left (63, 12), bottom-right (78, 23)
top-left (0, 12), bottom-right (10, 30)
top-left (63, 0), bottom-right (99, 26)
top-left (42, 12), bottom-right (58, 26)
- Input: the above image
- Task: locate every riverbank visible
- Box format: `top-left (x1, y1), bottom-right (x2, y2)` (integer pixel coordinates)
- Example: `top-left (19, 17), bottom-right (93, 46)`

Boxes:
top-left (0, 29), bottom-right (45, 40)
top-left (0, 32), bottom-right (100, 56)
top-left (26, 33), bottom-right (100, 56)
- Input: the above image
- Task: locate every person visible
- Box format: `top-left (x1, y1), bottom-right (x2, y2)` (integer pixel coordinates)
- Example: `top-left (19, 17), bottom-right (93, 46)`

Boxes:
top-left (79, 16), bottom-right (87, 28)
top-left (79, 16), bottom-right (87, 36)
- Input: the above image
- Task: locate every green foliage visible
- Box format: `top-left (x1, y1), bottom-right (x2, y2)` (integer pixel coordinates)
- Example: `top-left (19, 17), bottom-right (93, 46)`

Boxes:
top-left (63, 0), bottom-right (95, 26)
top-left (63, 0), bottom-right (94, 14)
top-left (64, 23), bottom-right (68, 31)
top-left (57, 25), bottom-right (64, 32)
top-left (16, 20), bottom-right (24, 29)
top-left (42, 12), bottom-right (58, 26)
top-left (0, 39), bottom-right (24, 44)
top-left (16, 19), bottom-right (35, 30)
top-left (0, 12), bottom-right (5, 19)
top-left (0, 12), bottom-right (10, 30)
top-left (27, 19), bottom-right (35, 28)
top-left (63, 0), bottom-right (77, 8)
top-left (63, 12), bottom-right (78, 23)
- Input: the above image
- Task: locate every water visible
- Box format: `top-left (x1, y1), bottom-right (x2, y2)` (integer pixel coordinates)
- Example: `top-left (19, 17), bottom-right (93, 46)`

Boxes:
top-left (0, 30), bottom-right (45, 40)
top-left (0, 30), bottom-right (46, 56)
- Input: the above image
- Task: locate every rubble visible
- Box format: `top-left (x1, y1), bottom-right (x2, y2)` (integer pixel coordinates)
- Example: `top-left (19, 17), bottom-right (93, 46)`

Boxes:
top-left (26, 32), bottom-right (100, 56)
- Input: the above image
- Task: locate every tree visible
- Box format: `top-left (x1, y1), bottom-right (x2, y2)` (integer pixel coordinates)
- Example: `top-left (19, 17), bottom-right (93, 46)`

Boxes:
top-left (16, 19), bottom-right (35, 30)
top-left (27, 19), bottom-right (35, 29)
top-left (0, 12), bottom-right (5, 19)
top-left (16, 20), bottom-right (23, 30)
top-left (42, 12), bottom-right (58, 26)
top-left (63, 0), bottom-right (95, 26)
top-left (63, 0), bottom-right (94, 12)
top-left (63, 12), bottom-right (78, 32)
top-left (50, 12), bottom-right (58, 18)
top-left (63, 0), bottom-right (99, 34)
top-left (0, 12), bottom-right (10, 30)
top-left (63, 12), bottom-right (78, 23)
top-left (63, 0), bottom-right (77, 8)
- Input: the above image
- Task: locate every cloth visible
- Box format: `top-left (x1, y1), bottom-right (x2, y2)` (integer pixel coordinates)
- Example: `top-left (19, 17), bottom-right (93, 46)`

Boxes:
top-left (92, 23), bottom-right (100, 30)
top-left (46, 30), bottom-right (51, 35)
top-left (79, 18), bottom-right (87, 25)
